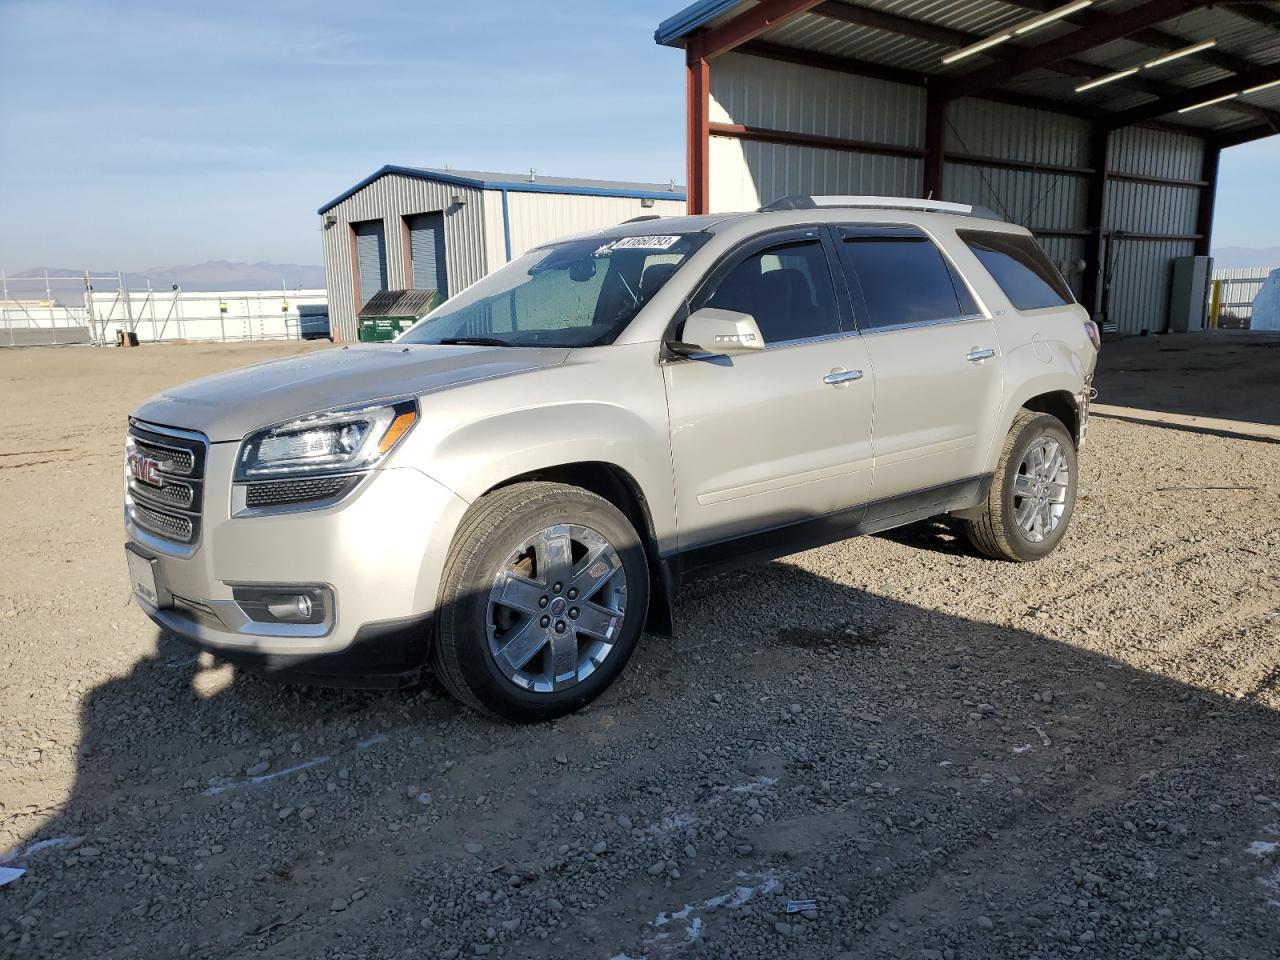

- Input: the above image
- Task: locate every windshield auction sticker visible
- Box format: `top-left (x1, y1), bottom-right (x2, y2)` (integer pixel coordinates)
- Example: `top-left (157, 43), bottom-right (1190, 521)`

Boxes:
top-left (608, 236), bottom-right (681, 250)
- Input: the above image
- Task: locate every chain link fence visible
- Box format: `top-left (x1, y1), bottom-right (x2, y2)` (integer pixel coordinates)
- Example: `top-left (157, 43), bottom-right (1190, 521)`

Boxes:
top-left (1210, 265), bottom-right (1279, 330)
top-left (1, 271), bottom-right (327, 347)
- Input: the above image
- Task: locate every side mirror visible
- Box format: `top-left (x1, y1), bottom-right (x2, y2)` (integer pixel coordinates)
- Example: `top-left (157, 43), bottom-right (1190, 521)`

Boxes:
top-left (668, 307), bottom-right (765, 357)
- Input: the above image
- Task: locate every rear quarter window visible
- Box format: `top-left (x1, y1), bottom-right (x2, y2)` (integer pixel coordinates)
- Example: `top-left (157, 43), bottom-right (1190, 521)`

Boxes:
top-left (958, 230), bottom-right (1073, 311)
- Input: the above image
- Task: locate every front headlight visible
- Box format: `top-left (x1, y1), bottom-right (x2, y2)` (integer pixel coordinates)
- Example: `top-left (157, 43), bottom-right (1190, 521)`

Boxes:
top-left (235, 399), bottom-right (418, 481)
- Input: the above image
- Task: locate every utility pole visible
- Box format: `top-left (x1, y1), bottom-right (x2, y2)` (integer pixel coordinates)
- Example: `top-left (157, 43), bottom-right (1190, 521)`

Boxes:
top-left (46, 270), bottom-right (57, 345)
top-left (119, 271), bottom-right (135, 338)
top-left (2, 271), bottom-right (12, 347)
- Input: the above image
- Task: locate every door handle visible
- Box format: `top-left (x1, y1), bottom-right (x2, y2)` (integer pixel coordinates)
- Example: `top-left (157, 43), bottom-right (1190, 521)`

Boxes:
top-left (966, 348), bottom-right (996, 362)
top-left (823, 369), bottom-right (863, 385)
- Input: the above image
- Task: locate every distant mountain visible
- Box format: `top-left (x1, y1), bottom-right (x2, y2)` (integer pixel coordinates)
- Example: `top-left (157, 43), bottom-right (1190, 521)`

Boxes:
top-left (1210, 246), bottom-right (1280, 269)
top-left (13, 260), bottom-right (325, 292)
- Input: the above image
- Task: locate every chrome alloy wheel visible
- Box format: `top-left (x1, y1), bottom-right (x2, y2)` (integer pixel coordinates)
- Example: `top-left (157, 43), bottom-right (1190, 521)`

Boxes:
top-left (486, 523), bottom-right (628, 693)
top-left (1013, 436), bottom-right (1070, 543)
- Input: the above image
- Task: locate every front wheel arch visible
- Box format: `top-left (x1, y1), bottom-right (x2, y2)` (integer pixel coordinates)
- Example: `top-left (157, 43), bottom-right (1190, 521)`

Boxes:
top-left (483, 461), bottom-right (674, 636)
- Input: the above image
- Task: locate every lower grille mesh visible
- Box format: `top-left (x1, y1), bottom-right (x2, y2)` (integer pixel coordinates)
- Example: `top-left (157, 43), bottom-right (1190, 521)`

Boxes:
top-left (245, 476), bottom-right (353, 508)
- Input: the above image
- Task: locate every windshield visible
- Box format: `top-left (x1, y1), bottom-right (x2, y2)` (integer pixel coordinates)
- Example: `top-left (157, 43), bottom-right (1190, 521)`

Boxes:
top-left (399, 231), bottom-right (709, 347)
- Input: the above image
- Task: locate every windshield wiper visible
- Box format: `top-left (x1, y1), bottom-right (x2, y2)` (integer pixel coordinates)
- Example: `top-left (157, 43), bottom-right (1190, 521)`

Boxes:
top-left (437, 336), bottom-right (512, 347)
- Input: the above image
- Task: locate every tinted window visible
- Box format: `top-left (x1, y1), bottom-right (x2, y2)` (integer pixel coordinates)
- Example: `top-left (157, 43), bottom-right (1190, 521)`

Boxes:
top-left (696, 239), bottom-right (840, 344)
top-left (959, 230), bottom-right (1073, 311)
top-left (838, 227), bottom-right (968, 329)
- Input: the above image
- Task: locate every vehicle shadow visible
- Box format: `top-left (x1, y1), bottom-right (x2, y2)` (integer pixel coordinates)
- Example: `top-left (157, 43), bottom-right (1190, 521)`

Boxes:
top-left (1093, 331), bottom-right (1280, 428)
top-left (3, 562), bottom-right (1279, 960)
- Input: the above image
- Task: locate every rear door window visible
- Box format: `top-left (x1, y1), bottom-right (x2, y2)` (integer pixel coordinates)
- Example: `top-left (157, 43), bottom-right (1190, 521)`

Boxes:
top-left (958, 230), bottom-right (1073, 311)
top-left (836, 226), bottom-right (976, 330)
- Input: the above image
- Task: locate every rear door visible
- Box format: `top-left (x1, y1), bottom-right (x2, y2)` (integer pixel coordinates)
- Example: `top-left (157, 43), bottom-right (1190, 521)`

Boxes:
top-left (833, 223), bottom-right (1004, 505)
top-left (663, 228), bottom-right (876, 563)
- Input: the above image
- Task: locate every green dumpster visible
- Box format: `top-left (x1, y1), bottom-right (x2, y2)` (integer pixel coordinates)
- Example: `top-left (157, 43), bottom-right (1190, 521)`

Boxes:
top-left (357, 289), bottom-right (443, 342)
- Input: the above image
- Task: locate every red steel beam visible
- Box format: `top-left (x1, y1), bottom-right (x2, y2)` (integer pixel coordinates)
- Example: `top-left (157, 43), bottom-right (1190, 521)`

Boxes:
top-left (813, 1), bottom-right (1278, 127)
top-left (1194, 143), bottom-right (1221, 259)
top-left (708, 121), bottom-right (923, 160)
top-left (1103, 61), bottom-right (1280, 128)
top-left (1215, 122), bottom-right (1279, 149)
top-left (1003, 0), bottom-right (1271, 77)
top-left (923, 91), bottom-right (945, 200)
top-left (687, 51), bottom-right (711, 215)
top-left (1080, 124), bottom-right (1109, 320)
top-left (686, 0), bottom-right (825, 61)
top-left (946, 0), bottom-right (1212, 101)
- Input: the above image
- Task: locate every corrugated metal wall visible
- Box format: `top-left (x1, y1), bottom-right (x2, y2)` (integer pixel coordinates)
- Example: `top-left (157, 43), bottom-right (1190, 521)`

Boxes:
top-left (709, 52), bottom-right (923, 211)
top-left (705, 53), bottom-right (1213, 335)
top-left (497, 193), bottom-right (687, 261)
top-left (322, 174), bottom-right (687, 341)
top-left (710, 137), bottom-right (921, 212)
top-left (941, 100), bottom-right (1091, 300)
top-left (320, 174), bottom-right (489, 342)
top-left (1102, 127), bottom-right (1204, 334)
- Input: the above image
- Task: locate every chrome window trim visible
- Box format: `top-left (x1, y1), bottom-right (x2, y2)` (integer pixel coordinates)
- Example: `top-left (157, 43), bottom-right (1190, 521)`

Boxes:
top-left (857, 313), bottom-right (989, 337)
top-left (764, 328), bottom-right (864, 351)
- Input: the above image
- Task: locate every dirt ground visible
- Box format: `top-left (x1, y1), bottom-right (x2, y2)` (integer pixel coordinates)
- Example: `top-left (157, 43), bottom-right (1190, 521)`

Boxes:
top-left (1, 339), bottom-right (1278, 960)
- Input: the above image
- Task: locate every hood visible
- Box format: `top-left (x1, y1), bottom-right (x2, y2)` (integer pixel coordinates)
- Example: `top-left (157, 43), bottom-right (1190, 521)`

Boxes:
top-left (131, 343), bottom-right (570, 441)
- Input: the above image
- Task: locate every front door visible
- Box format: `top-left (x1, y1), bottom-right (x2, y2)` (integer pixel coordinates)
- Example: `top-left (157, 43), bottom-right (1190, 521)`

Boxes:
top-left (832, 224), bottom-right (1004, 505)
top-left (663, 229), bottom-right (876, 572)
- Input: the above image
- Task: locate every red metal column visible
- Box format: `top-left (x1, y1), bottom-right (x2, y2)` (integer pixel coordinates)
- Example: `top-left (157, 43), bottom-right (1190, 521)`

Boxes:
top-left (1081, 123), bottom-right (1109, 321)
top-left (686, 50), bottom-right (711, 215)
top-left (1194, 141), bottom-right (1220, 259)
top-left (923, 89), bottom-right (945, 200)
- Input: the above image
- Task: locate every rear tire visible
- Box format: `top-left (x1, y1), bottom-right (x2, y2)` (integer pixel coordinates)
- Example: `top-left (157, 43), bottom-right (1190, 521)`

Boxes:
top-left (963, 410), bottom-right (1077, 562)
top-left (431, 482), bottom-right (648, 722)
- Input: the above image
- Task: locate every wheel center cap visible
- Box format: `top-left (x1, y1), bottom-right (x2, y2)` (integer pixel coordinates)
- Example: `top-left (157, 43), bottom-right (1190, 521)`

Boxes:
top-left (549, 597), bottom-right (568, 617)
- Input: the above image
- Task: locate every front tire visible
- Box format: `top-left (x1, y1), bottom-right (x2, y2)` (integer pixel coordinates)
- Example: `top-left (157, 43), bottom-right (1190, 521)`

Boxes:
top-left (963, 410), bottom-right (1078, 562)
top-left (431, 482), bottom-right (649, 722)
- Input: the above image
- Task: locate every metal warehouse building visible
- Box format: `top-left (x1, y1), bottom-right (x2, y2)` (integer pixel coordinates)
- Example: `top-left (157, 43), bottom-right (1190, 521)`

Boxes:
top-left (657, 0), bottom-right (1280, 335)
top-left (319, 167), bottom-right (687, 342)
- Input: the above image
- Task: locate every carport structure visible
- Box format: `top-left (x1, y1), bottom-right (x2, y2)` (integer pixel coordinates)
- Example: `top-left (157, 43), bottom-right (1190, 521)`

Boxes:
top-left (656, 0), bottom-right (1280, 334)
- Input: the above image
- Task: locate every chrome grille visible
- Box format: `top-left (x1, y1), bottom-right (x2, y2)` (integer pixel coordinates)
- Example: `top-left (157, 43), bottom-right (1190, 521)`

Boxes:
top-left (126, 421), bottom-right (207, 548)
top-left (130, 437), bottom-right (195, 475)
top-left (128, 474), bottom-right (194, 508)
top-left (132, 502), bottom-right (195, 543)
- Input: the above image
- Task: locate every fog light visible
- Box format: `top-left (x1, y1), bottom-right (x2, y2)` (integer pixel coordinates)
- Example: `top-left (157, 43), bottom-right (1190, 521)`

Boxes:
top-left (267, 594), bottom-right (313, 622)
top-left (232, 585), bottom-right (329, 626)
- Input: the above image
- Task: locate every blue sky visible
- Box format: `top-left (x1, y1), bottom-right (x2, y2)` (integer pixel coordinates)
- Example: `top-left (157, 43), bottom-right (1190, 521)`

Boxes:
top-left (1, 0), bottom-right (1276, 271)
top-left (0, 0), bottom-right (685, 270)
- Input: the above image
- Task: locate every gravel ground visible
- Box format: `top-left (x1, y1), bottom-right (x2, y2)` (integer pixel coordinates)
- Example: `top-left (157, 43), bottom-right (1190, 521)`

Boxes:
top-left (1, 341), bottom-right (1278, 960)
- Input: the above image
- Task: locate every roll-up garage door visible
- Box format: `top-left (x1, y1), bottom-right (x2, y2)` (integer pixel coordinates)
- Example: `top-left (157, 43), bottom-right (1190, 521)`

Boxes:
top-left (407, 212), bottom-right (448, 297)
top-left (353, 220), bottom-right (387, 306)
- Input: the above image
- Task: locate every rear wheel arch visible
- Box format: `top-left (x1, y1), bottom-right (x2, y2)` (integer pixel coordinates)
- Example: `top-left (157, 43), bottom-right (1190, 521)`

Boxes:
top-left (1020, 390), bottom-right (1080, 446)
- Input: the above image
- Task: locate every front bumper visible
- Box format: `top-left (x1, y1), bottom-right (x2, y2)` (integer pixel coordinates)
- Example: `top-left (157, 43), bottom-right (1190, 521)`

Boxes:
top-left (143, 601), bottom-right (433, 688)
top-left (125, 443), bottom-right (470, 684)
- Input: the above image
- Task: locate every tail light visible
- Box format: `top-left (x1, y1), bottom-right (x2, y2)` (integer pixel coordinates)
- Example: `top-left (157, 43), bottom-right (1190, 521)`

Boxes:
top-left (1083, 319), bottom-right (1101, 350)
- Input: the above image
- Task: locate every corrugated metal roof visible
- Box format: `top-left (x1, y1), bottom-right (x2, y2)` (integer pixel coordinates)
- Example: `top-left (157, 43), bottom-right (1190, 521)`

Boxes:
top-left (319, 166), bottom-right (686, 215)
top-left (656, 0), bottom-right (1280, 133)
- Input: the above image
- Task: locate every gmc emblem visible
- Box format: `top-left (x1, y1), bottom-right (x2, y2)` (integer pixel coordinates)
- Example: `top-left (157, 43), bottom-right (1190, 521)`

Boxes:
top-left (128, 452), bottom-right (163, 487)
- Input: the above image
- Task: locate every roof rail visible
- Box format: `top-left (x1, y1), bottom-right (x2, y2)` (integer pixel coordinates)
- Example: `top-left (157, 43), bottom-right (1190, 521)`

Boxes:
top-left (761, 195), bottom-right (1003, 220)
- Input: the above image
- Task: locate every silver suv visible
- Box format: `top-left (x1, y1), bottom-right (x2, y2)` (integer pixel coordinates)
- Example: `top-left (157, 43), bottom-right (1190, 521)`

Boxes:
top-left (125, 197), bottom-right (1098, 721)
